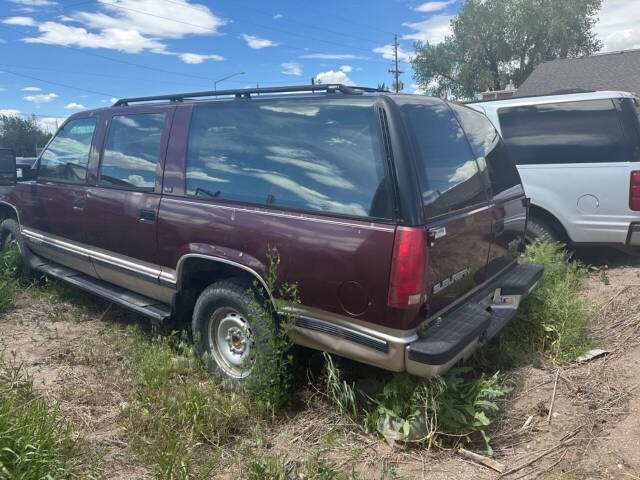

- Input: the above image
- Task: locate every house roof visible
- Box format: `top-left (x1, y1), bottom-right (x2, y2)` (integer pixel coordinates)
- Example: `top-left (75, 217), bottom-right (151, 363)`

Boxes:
top-left (516, 49), bottom-right (640, 97)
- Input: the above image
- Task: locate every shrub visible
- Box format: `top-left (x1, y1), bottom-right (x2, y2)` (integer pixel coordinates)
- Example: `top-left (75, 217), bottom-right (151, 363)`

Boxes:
top-left (476, 242), bottom-right (593, 367)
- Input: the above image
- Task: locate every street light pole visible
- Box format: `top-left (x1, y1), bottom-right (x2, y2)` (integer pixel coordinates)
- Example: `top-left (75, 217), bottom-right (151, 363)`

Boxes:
top-left (214, 71), bottom-right (246, 91)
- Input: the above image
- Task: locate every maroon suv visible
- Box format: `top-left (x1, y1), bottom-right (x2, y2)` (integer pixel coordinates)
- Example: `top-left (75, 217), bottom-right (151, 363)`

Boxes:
top-left (0, 84), bottom-right (542, 381)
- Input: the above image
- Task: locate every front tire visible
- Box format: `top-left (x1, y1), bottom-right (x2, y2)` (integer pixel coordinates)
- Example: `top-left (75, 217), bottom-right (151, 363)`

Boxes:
top-left (192, 279), bottom-right (272, 387)
top-left (0, 218), bottom-right (34, 281)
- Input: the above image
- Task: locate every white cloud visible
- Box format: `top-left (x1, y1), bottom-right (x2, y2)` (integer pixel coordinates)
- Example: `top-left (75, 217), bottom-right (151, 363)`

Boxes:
top-left (110, 97), bottom-right (118, 103)
top-left (22, 86), bottom-right (41, 91)
top-left (414, 1), bottom-right (455, 13)
top-left (25, 22), bottom-right (168, 54)
top-left (0, 109), bottom-right (21, 116)
top-left (339, 65), bottom-right (352, 72)
top-left (242, 33), bottom-right (277, 49)
top-left (273, 13), bottom-right (283, 19)
top-left (64, 102), bottom-right (85, 109)
top-left (3, 16), bottom-right (36, 26)
top-left (402, 13), bottom-right (453, 44)
top-left (300, 53), bottom-right (359, 59)
top-left (595, 0), bottom-right (640, 52)
top-left (23, 92), bottom-right (58, 105)
top-left (23, 0), bottom-right (227, 56)
top-left (411, 83), bottom-right (426, 94)
top-left (179, 52), bottom-right (225, 64)
top-left (281, 62), bottom-right (302, 75)
top-left (373, 44), bottom-right (413, 62)
top-left (315, 70), bottom-right (354, 85)
top-left (9, 0), bottom-right (57, 5)
top-left (38, 116), bottom-right (66, 133)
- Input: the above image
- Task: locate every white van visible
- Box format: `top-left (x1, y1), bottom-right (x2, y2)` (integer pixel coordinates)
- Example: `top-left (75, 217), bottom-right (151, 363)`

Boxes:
top-left (469, 91), bottom-right (640, 250)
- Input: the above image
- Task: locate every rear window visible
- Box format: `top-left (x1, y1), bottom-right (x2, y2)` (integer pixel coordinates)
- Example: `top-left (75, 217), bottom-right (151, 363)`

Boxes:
top-left (450, 104), bottom-right (524, 200)
top-left (497, 99), bottom-right (633, 165)
top-left (401, 101), bottom-right (487, 219)
top-left (185, 98), bottom-right (393, 219)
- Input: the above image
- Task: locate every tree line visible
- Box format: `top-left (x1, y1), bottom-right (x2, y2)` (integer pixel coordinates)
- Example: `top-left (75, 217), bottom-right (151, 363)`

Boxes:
top-left (0, 115), bottom-right (52, 158)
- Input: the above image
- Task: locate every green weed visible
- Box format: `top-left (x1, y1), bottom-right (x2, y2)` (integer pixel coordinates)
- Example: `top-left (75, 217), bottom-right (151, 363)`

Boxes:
top-left (324, 353), bottom-right (359, 418)
top-left (477, 242), bottom-right (593, 367)
top-left (364, 368), bottom-right (511, 454)
top-left (245, 246), bottom-right (300, 413)
top-left (0, 355), bottom-right (99, 479)
top-left (0, 245), bottom-right (21, 313)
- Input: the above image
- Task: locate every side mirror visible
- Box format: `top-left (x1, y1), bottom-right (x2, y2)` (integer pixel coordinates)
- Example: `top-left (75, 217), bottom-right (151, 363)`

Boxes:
top-left (0, 148), bottom-right (16, 186)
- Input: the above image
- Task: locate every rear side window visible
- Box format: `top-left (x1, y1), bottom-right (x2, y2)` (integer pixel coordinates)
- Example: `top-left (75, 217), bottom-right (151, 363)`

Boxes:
top-left (498, 99), bottom-right (633, 165)
top-left (401, 101), bottom-right (487, 218)
top-left (185, 98), bottom-right (393, 219)
top-left (450, 104), bottom-right (524, 199)
top-left (99, 113), bottom-right (165, 191)
top-left (39, 117), bottom-right (96, 183)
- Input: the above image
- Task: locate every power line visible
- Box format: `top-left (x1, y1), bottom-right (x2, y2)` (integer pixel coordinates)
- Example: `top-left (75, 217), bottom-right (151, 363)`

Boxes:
top-left (107, 0), bottom-right (392, 61)
top-left (0, 67), bottom-right (116, 97)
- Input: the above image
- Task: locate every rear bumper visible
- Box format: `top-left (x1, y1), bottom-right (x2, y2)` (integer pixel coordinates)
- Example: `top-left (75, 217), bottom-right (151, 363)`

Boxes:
top-left (627, 223), bottom-right (640, 246)
top-left (290, 261), bottom-right (543, 378)
top-left (405, 262), bottom-right (543, 377)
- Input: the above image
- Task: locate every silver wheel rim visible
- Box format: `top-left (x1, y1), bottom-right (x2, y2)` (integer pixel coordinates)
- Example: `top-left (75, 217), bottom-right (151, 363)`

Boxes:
top-left (208, 307), bottom-right (253, 378)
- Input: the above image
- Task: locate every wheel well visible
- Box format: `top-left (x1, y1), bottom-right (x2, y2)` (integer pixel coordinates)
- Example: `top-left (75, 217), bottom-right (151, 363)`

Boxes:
top-left (173, 257), bottom-right (273, 323)
top-left (0, 203), bottom-right (18, 223)
top-left (529, 204), bottom-right (569, 242)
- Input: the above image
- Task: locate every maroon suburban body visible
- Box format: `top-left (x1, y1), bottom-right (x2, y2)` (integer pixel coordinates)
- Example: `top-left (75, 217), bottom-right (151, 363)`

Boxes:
top-left (0, 84), bottom-right (542, 380)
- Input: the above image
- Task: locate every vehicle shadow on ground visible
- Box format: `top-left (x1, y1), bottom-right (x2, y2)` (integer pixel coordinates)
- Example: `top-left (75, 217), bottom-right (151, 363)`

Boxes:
top-left (572, 246), bottom-right (639, 267)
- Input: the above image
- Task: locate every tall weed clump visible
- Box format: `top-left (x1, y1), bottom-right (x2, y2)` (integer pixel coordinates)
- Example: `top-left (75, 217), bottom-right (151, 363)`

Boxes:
top-left (245, 246), bottom-right (300, 414)
top-left (0, 244), bottom-right (21, 312)
top-left (477, 242), bottom-right (593, 367)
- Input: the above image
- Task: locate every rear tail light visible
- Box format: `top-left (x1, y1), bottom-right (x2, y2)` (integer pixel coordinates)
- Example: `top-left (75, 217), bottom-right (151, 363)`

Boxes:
top-left (631, 171), bottom-right (640, 211)
top-left (387, 226), bottom-right (428, 308)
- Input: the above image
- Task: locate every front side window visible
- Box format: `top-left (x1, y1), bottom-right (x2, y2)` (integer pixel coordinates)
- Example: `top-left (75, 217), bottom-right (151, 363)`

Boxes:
top-left (99, 113), bottom-right (165, 191)
top-left (39, 117), bottom-right (96, 183)
top-left (451, 104), bottom-right (523, 199)
top-left (185, 98), bottom-right (393, 219)
top-left (498, 99), bottom-right (633, 165)
top-left (401, 100), bottom-right (486, 218)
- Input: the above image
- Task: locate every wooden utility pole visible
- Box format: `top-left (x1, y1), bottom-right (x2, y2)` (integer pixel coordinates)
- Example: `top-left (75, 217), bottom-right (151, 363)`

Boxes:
top-left (388, 34), bottom-right (403, 93)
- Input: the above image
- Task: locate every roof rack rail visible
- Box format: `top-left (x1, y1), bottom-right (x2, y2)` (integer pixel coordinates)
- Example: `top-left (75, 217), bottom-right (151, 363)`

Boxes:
top-left (112, 83), bottom-right (384, 107)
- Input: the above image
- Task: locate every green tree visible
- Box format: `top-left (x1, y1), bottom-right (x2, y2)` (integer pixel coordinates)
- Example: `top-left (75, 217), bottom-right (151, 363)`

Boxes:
top-left (377, 82), bottom-right (389, 91)
top-left (411, 0), bottom-right (602, 99)
top-left (0, 115), bottom-right (52, 157)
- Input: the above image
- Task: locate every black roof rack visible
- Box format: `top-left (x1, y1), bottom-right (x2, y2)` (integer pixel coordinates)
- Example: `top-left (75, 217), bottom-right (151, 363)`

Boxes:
top-left (112, 83), bottom-right (384, 107)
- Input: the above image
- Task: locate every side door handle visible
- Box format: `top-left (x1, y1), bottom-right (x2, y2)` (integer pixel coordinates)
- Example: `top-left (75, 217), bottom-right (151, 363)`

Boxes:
top-left (139, 209), bottom-right (156, 224)
top-left (73, 197), bottom-right (85, 211)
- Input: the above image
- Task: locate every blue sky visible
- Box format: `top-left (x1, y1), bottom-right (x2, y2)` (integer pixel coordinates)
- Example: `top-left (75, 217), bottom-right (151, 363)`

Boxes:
top-left (0, 0), bottom-right (637, 131)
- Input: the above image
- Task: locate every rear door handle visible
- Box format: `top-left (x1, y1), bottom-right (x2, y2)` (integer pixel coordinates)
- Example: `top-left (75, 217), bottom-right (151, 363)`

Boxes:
top-left (73, 197), bottom-right (85, 211)
top-left (139, 209), bottom-right (156, 223)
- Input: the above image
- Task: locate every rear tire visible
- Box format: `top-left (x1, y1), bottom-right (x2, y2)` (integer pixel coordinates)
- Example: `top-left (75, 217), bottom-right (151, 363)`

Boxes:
top-left (192, 279), bottom-right (273, 388)
top-left (526, 216), bottom-right (562, 244)
top-left (0, 218), bottom-right (34, 281)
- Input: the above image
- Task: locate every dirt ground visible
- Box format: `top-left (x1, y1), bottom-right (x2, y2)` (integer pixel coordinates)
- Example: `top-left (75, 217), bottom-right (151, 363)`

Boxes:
top-left (1, 247), bottom-right (639, 479)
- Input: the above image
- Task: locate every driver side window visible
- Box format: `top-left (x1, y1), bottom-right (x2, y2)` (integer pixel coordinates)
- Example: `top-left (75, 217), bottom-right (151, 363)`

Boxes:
top-left (39, 117), bottom-right (96, 183)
